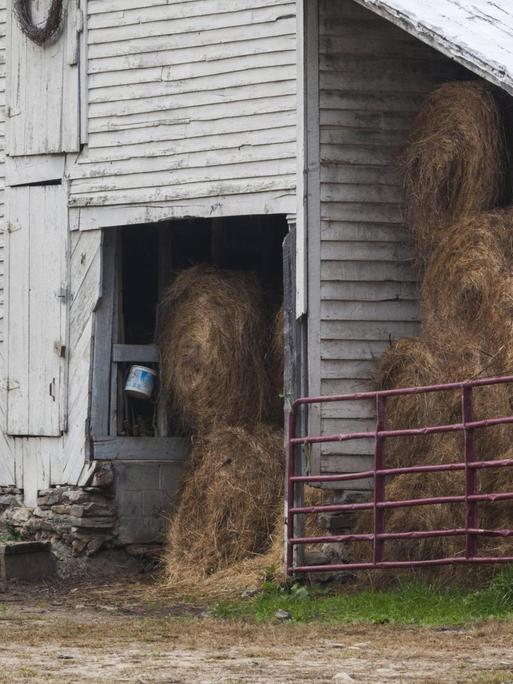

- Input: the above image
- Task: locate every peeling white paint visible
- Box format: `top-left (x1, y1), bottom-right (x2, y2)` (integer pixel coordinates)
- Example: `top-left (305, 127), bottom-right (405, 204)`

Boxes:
top-left (355, 0), bottom-right (513, 95)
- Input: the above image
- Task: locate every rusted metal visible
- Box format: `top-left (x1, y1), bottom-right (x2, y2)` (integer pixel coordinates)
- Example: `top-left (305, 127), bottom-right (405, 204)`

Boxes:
top-left (286, 375), bottom-right (513, 575)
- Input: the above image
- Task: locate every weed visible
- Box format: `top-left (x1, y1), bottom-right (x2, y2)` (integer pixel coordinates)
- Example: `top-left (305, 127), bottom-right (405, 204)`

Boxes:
top-left (0, 523), bottom-right (21, 543)
top-left (212, 568), bottom-right (513, 627)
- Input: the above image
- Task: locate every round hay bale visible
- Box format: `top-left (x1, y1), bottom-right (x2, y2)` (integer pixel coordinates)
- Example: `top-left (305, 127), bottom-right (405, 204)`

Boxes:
top-left (158, 265), bottom-right (271, 431)
top-left (352, 446), bottom-right (465, 565)
top-left (382, 469), bottom-right (466, 562)
top-left (375, 337), bottom-right (452, 467)
top-left (165, 424), bottom-right (284, 578)
top-left (422, 209), bottom-right (513, 334)
top-left (403, 82), bottom-right (508, 264)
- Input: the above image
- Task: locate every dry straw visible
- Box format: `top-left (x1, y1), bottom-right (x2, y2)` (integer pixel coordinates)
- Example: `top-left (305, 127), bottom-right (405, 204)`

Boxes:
top-left (375, 337), bottom-right (451, 468)
top-left (158, 265), bottom-right (271, 432)
top-left (351, 83), bottom-right (513, 573)
top-left (403, 82), bottom-right (508, 266)
top-left (422, 209), bottom-right (513, 336)
top-left (165, 424), bottom-right (284, 578)
top-left (165, 481), bottom-right (331, 596)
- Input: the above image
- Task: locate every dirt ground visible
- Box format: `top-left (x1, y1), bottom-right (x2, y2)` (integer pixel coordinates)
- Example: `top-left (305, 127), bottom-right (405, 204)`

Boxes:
top-left (0, 578), bottom-right (512, 683)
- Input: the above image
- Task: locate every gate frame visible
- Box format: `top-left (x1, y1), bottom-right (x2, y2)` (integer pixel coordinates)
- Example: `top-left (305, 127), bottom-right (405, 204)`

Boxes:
top-left (287, 375), bottom-right (513, 575)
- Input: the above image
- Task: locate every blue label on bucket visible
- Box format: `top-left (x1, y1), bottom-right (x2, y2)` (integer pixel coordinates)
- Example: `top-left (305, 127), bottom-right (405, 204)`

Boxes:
top-left (125, 366), bottom-right (156, 398)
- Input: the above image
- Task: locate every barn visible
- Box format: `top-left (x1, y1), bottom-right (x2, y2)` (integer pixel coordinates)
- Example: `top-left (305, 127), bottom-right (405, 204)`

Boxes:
top-left (0, 0), bottom-right (512, 567)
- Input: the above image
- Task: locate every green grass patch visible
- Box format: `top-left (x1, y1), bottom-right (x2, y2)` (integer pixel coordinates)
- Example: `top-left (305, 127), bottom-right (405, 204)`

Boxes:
top-left (212, 568), bottom-right (513, 626)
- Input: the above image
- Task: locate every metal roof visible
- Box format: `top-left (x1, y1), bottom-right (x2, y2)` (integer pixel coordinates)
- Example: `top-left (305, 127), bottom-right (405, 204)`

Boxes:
top-left (354, 0), bottom-right (513, 95)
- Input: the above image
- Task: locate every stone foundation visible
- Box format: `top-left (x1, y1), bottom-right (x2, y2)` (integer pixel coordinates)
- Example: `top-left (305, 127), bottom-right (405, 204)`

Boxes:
top-left (0, 460), bottom-right (180, 572)
top-left (0, 465), bottom-right (117, 557)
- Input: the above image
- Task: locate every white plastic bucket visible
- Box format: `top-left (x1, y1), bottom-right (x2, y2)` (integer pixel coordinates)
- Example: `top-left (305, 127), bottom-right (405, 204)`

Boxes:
top-left (125, 365), bottom-right (157, 400)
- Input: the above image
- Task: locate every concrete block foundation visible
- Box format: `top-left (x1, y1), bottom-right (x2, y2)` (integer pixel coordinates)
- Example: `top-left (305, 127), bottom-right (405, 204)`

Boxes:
top-left (0, 541), bottom-right (56, 582)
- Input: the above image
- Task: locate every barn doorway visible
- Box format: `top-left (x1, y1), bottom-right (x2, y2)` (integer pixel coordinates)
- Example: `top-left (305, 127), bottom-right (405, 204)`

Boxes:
top-left (90, 215), bottom-right (289, 454)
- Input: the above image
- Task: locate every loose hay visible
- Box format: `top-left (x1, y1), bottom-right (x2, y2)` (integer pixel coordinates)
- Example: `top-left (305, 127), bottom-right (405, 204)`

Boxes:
top-left (352, 82), bottom-right (513, 577)
top-left (266, 305), bottom-right (285, 425)
top-left (422, 209), bottom-right (513, 336)
top-left (375, 337), bottom-right (451, 468)
top-left (362, 330), bottom-right (513, 565)
top-left (165, 424), bottom-right (284, 579)
top-left (158, 265), bottom-right (271, 431)
top-left (403, 82), bottom-right (508, 265)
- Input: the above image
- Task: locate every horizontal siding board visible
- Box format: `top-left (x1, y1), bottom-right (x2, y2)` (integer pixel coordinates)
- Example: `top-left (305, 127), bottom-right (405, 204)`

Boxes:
top-left (88, 0), bottom-right (288, 26)
top-left (320, 280), bottom-right (418, 301)
top-left (87, 95), bottom-right (296, 128)
top-left (321, 240), bottom-right (413, 262)
top-left (88, 65), bottom-right (295, 104)
top-left (88, 16), bottom-right (295, 59)
top-left (321, 300), bottom-right (420, 322)
top-left (321, 220), bottom-right (409, 243)
top-left (321, 260), bottom-right (417, 282)
top-left (70, 176), bottom-right (296, 208)
top-left (89, 51), bottom-right (296, 88)
top-left (78, 125), bottom-right (296, 160)
top-left (71, 157), bottom-right (296, 193)
top-left (88, 81), bottom-right (296, 119)
top-left (87, 4), bottom-right (295, 45)
top-left (89, 35), bottom-right (296, 74)
top-left (322, 320), bottom-right (420, 342)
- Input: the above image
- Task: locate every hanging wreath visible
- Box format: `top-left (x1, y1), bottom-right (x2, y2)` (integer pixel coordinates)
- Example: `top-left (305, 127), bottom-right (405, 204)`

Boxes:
top-left (14, 0), bottom-right (64, 46)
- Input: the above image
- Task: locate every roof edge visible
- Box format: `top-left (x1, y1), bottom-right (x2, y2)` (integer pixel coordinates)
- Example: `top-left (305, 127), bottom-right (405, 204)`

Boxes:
top-left (352, 0), bottom-right (513, 97)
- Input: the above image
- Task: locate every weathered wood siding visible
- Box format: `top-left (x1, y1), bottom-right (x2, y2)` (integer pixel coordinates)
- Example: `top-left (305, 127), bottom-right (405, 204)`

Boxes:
top-left (70, 0), bottom-right (297, 228)
top-left (0, 0), bottom-right (12, 484)
top-left (6, 0), bottom-right (80, 155)
top-left (318, 0), bottom-right (465, 476)
top-left (6, 186), bottom-right (68, 437)
top-left (356, 0), bottom-right (513, 98)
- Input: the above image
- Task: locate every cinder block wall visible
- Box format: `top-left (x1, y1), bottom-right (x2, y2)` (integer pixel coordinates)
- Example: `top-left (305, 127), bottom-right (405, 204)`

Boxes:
top-left (113, 462), bottom-right (184, 545)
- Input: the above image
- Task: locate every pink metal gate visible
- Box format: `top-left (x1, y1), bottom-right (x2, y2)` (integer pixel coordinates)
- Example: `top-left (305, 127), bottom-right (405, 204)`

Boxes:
top-left (287, 375), bottom-right (513, 575)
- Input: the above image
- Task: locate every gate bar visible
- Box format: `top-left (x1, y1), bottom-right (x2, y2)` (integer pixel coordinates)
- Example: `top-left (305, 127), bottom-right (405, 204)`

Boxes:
top-left (291, 457), bottom-right (513, 484)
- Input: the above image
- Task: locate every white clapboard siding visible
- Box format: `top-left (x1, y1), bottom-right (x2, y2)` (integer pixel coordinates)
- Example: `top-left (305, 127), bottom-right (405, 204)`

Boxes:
top-left (69, 0), bottom-right (296, 223)
top-left (6, 0), bottom-right (80, 155)
top-left (6, 186), bottom-right (67, 437)
top-left (318, 0), bottom-right (465, 475)
top-left (0, 0), bottom-right (13, 484)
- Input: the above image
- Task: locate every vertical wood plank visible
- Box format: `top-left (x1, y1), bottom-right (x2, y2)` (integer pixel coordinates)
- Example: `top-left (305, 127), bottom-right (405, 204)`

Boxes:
top-left (295, 0), bottom-right (307, 317)
top-left (20, 439), bottom-right (38, 507)
top-left (28, 187), bottom-right (66, 435)
top-left (6, 188), bottom-right (30, 434)
top-left (7, 186), bottom-right (67, 437)
top-left (7, 0), bottom-right (79, 155)
top-left (90, 230), bottom-right (116, 440)
top-left (305, 0), bottom-right (322, 469)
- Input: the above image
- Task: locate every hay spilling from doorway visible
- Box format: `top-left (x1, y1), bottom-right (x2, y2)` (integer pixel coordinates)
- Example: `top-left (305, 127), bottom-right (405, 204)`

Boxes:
top-left (403, 82), bottom-right (508, 265)
top-left (165, 424), bottom-right (284, 578)
top-left (158, 265), bottom-right (271, 431)
top-left (164, 482), bottom-right (332, 597)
